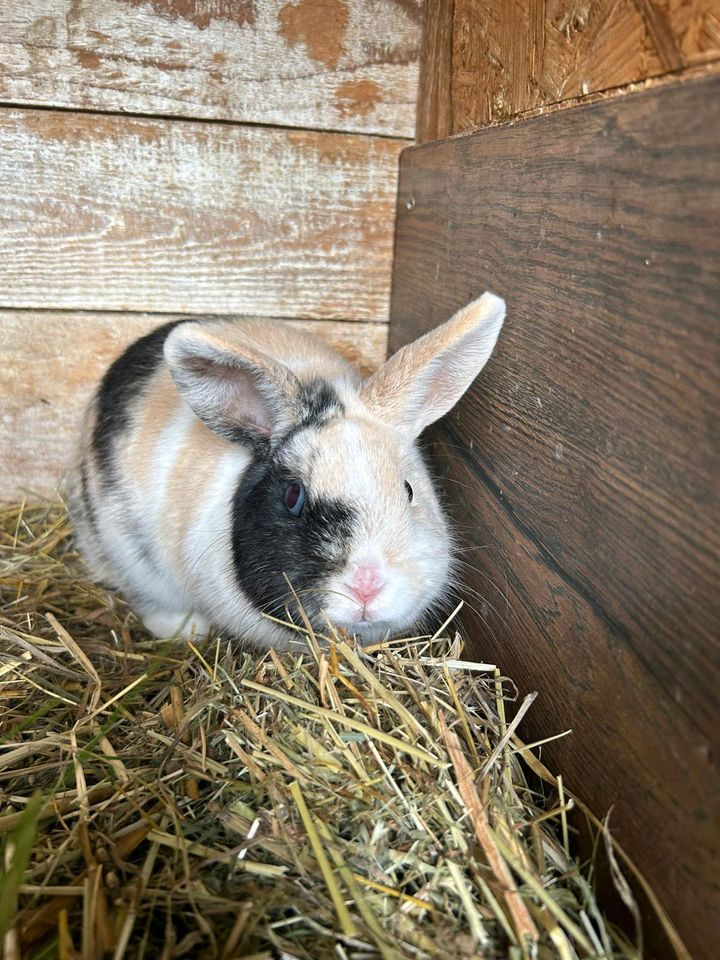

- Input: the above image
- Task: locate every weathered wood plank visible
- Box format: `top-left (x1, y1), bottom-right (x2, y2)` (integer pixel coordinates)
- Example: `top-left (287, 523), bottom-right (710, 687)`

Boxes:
top-left (417, 0), bottom-right (720, 140)
top-left (0, 0), bottom-right (422, 137)
top-left (391, 75), bottom-right (720, 958)
top-left (0, 108), bottom-right (403, 319)
top-left (0, 311), bottom-right (388, 498)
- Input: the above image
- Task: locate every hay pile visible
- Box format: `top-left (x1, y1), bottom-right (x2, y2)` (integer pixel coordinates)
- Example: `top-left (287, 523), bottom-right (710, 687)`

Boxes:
top-left (0, 500), bottom-right (644, 960)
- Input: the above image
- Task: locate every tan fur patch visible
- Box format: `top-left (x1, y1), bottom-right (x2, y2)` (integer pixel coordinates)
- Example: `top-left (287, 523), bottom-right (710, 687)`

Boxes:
top-left (162, 417), bottom-right (227, 574)
top-left (130, 372), bottom-right (182, 490)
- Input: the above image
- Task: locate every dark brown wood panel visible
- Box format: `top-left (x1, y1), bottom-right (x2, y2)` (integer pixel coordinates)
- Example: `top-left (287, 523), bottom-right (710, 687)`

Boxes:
top-left (415, 0), bottom-right (454, 143)
top-left (416, 0), bottom-right (720, 140)
top-left (391, 75), bottom-right (720, 958)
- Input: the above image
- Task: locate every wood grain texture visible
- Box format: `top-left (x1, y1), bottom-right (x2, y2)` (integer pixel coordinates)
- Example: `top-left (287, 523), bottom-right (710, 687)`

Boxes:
top-left (0, 0), bottom-right (422, 137)
top-left (0, 311), bottom-right (388, 498)
top-left (416, 0), bottom-right (720, 140)
top-left (0, 108), bottom-right (402, 319)
top-left (415, 0), bottom-right (454, 142)
top-left (391, 75), bottom-right (720, 958)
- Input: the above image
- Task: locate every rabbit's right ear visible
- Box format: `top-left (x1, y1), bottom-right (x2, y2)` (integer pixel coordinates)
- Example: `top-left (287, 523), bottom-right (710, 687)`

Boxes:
top-left (164, 323), bottom-right (300, 445)
top-left (361, 292), bottom-right (505, 438)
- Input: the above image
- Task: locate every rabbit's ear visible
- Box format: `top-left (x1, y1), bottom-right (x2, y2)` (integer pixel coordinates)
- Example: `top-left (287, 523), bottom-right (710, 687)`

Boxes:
top-left (361, 292), bottom-right (506, 438)
top-left (164, 323), bottom-right (300, 445)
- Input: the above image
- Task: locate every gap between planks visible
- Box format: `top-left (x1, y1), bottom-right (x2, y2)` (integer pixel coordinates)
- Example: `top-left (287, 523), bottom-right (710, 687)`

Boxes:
top-left (0, 99), bottom-right (415, 144)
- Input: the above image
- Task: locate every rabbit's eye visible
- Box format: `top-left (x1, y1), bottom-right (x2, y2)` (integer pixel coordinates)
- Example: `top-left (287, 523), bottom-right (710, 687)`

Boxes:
top-left (284, 482), bottom-right (306, 517)
top-left (404, 481), bottom-right (414, 503)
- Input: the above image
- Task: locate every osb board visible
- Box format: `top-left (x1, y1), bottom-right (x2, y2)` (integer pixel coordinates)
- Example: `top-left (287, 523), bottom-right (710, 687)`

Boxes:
top-left (0, 311), bottom-right (387, 498)
top-left (0, 0), bottom-right (422, 137)
top-left (0, 108), bottom-right (403, 320)
top-left (390, 75), bottom-right (720, 958)
top-left (417, 0), bottom-right (720, 140)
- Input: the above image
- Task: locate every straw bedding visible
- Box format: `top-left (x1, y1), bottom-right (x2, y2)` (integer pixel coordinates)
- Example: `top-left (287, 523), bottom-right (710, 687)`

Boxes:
top-left (0, 500), bottom-right (643, 960)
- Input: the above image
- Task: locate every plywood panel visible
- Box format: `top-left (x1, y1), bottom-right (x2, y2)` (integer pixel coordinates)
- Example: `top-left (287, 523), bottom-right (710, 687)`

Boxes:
top-left (0, 108), bottom-right (402, 320)
top-left (0, 311), bottom-right (387, 498)
top-left (391, 75), bottom-right (719, 958)
top-left (0, 0), bottom-right (422, 137)
top-left (417, 0), bottom-right (720, 140)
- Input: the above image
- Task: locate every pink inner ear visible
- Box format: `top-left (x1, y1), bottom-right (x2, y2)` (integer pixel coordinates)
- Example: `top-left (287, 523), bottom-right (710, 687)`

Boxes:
top-left (180, 354), bottom-right (277, 436)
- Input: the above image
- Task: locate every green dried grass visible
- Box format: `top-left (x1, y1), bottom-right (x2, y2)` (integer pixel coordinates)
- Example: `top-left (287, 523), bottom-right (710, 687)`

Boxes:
top-left (0, 499), bottom-right (661, 959)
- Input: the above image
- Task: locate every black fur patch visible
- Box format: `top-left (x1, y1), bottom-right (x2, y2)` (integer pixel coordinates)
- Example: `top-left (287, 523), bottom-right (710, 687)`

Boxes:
top-left (270, 379), bottom-right (345, 454)
top-left (298, 379), bottom-right (343, 426)
top-left (231, 457), bottom-right (356, 625)
top-left (92, 320), bottom-right (189, 475)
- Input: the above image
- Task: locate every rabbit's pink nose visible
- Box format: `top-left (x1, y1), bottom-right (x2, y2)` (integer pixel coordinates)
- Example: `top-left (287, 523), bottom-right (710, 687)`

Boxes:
top-left (347, 566), bottom-right (385, 606)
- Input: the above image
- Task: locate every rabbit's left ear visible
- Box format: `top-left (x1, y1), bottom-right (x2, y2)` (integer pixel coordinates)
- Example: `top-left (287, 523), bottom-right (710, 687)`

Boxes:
top-left (164, 323), bottom-right (301, 446)
top-left (361, 292), bottom-right (506, 438)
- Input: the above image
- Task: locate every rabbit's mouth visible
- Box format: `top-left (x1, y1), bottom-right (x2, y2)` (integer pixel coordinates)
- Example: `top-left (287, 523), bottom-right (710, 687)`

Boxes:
top-left (324, 606), bottom-right (388, 634)
top-left (320, 573), bottom-right (434, 643)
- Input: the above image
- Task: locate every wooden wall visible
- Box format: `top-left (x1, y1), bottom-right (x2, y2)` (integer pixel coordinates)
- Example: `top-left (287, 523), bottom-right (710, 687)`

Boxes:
top-left (392, 73), bottom-right (720, 960)
top-left (0, 0), bottom-right (423, 497)
top-left (393, 6), bottom-right (720, 957)
top-left (2, 0), bottom-right (422, 135)
top-left (417, 0), bottom-right (720, 141)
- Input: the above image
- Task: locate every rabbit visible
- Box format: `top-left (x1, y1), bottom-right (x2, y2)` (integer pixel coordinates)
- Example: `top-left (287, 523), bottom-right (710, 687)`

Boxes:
top-left (70, 293), bottom-right (505, 650)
